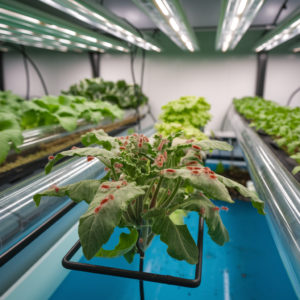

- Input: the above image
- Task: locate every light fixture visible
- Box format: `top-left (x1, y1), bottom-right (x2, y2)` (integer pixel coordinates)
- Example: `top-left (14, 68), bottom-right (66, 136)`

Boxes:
top-left (0, 8), bottom-right (40, 24)
top-left (155, 0), bottom-right (169, 16)
top-left (102, 42), bottom-right (112, 48)
top-left (255, 7), bottom-right (300, 52)
top-left (38, 0), bottom-right (161, 52)
top-left (132, 0), bottom-right (198, 52)
top-left (216, 0), bottom-right (266, 52)
top-left (16, 29), bottom-right (34, 35)
top-left (293, 47), bottom-right (300, 53)
top-left (0, 29), bottom-right (11, 35)
top-left (0, 0), bottom-right (130, 53)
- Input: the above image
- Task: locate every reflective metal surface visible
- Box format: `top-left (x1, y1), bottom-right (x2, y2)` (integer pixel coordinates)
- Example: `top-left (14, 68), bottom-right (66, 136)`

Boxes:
top-left (230, 109), bottom-right (300, 298)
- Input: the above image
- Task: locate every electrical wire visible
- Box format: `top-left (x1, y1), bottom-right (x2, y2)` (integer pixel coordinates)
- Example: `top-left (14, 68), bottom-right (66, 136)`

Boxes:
top-left (21, 46), bottom-right (30, 100)
top-left (9, 44), bottom-right (49, 96)
top-left (287, 86), bottom-right (300, 106)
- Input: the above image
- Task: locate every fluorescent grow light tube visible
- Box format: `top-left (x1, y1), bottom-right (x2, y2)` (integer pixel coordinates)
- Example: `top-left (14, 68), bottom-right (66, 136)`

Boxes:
top-left (132, 0), bottom-right (198, 52)
top-left (0, 1), bottom-right (130, 53)
top-left (255, 7), bottom-right (300, 52)
top-left (38, 0), bottom-right (161, 52)
top-left (216, 0), bottom-right (266, 52)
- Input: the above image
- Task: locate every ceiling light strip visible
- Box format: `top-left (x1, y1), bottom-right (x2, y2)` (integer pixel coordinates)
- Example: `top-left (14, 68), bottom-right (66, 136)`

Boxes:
top-left (216, 0), bottom-right (266, 52)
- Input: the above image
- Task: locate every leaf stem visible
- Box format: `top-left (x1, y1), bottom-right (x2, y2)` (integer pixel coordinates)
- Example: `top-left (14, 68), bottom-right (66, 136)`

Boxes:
top-left (142, 179), bottom-right (156, 206)
top-left (110, 162), bottom-right (118, 181)
top-left (150, 177), bottom-right (164, 209)
top-left (162, 178), bottom-right (182, 208)
top-left (157, 186), bottom-right (169, 207)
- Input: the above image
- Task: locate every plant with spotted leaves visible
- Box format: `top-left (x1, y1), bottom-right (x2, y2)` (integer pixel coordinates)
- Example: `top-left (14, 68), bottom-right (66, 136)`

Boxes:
top-left (34, 129), bottom-right (265, 265)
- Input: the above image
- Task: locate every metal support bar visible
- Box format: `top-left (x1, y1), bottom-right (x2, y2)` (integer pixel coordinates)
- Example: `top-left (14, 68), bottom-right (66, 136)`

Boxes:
top-left (255, 51), bottom-right (268, 97)
top-left (88, 51), bottom-right (100, 78)
top-left (230, 109), bottom-right (300, 299)
top-left (0, 51), bottom-right (4, 91)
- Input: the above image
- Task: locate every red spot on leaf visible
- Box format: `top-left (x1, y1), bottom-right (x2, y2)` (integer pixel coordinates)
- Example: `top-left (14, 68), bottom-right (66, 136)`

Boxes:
top-left (87, 156), bottom-right (95, 162)
top-left (48, 155), bottom-right (54, 160)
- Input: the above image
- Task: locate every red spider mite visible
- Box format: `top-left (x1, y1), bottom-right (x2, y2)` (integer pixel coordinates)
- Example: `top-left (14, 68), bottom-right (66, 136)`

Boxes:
top-left (187, 166), bottom-right (194, 170)
top-left (191, 170), bottom-right (200, 176)
top-left (120, 146), bottom-right (126, 150)
top-left (131, 200), bottom-right (136, 204)
top-left (101, 184), bottom-right (110, 189)
top-left (122, 181), bottom-right (128, 186)
top-left (139, 238), bottom-right (144, 243)
top-left (71, 146), bottom-right (79, 150)
top-left (209, 171), bottom-right (215, 174)
top-left (125, 135), bottom-right (129, 139)
top-left (209, 174), bottom-right (217, 179)
top-left (212, 207), bottom-right (220, 211)
top-left (199, 193), bottom-right (204, 196)
top-left (87, 156), bottom-right (95, 162)
top-left (104, 167), bottom-right (110, 171)
top-left (167, 190), bottom-right (171, 195)
top-left (192, 145), bottom-right (202, 150)
top-left (117, 185), bottom-right (121, 189)
top-left (100, 198), bottom-right (109, 205)
top-left (132, 133), bottom-right (139, 137)
top-left (166, 169), bottom-right (176, 173)
top-left (203, 167), bottom-right (210, 171)
top-left (138, 143), bottom-right (142, 148)
top-left (221, 206), bottom-right (229, 211)
top-left (120, 136), bottom-right (124, 140)
top-left (48, 155), bottom-right (55, 160)
top-left (94, 206), bottom-right (102, 213)
top-left (124, 140), bottom-right (128, 146)
top-left (194, 154), bottom-right (202, 160)
top-left (108, 194), bottom-right (114, 200)
top-left (193, 167), bottom-right (201, 170)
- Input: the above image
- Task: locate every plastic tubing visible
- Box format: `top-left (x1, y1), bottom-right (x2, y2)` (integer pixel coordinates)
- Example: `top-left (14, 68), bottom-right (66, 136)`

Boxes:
top-left (0, 125), bottom-right (156, 255)
top-left (230, 109), bottom-right (300, 298)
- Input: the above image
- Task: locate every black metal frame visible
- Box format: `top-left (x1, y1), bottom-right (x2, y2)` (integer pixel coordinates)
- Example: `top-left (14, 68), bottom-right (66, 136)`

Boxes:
top-left (62, 217), bottom-right (204, 288)
top-left (0, 50), bottom-right (4, 91)
top-left (255, 51), bottom-right (268, 97)
top-left (88, 51), bottom-right (100, 78)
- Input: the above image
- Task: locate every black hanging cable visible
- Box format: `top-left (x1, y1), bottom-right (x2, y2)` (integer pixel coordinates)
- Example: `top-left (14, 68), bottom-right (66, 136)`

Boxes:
top-left (9, 44), bottom-right (49, 95)
top-left (273, 0), bottom-right (289, 25)
top-left (123, 18), bottom-right (157, 124)
top-left (21, 45), bottom-right (30, 100)
top-left (287, 86), bottom-right (300, 106)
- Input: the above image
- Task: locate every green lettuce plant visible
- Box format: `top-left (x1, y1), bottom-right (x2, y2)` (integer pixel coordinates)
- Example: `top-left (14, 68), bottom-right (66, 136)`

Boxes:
top-left (234, 96), bottom-right (300, 175)
top-left (155, 122), bottom-right (208, 141)
top-left (21, 95), bottom-right (123, 131)
top-left (63, 78), bottom-right (148, 109)
top-left (34, 129), bottom-right (265, 264)
top-left (0, 112), bottom-right (23, 164)
top-left (158, 96), bottom-right (212, 128)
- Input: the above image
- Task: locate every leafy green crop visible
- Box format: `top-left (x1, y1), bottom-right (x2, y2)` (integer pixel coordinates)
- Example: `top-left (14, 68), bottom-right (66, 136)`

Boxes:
top-left (159, 96), bottom-right (212, 128)
top-left (0, 112), bottom-right (23, 164)
top-left (155, 122), bottom-right (208, 140)
top-left (234, 96), bottom-right (300, 175)
top-left (63, 78), bottom-right (148, 109)
top-left (0, 90), bottom-right (25, 120)
top-left (34, 129), bottom-right (265, 264)
top-left (21, 95), bottom-right (123, 131)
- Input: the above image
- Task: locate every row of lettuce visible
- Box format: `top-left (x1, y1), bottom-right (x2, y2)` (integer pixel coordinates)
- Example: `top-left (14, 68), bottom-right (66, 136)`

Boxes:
top-left (234, 97), bottom-right (300, 175)
top-left (0, 78), bottom-right (148, 165)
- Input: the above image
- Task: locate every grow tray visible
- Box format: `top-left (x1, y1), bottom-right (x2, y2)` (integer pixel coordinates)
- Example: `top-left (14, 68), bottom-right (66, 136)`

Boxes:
top-left (0, 113), bottom-right (144, 187)
top-left (235, 110), bottom-right (300, 183)
top-left (62, 217), bottom-right (204, 288)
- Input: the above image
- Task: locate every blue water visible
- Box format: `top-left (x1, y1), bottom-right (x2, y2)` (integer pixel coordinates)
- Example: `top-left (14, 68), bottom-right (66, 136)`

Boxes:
top-left (50, 199), bottom-right (297, 300)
